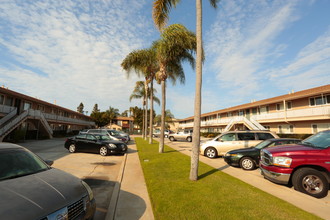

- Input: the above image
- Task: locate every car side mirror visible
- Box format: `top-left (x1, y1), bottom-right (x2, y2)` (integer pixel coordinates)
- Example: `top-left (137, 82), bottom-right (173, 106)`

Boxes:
top-left (45, 160), bottom-right (54, 166)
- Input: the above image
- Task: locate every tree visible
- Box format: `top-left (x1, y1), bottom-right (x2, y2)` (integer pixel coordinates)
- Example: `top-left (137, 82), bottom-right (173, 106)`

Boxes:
top-left (121, 48), bottom-right (159, 143)
top-left (90, 111), bottom-right (109, 127)
top-left (106, 106), bottom-right (119, 125)
top-left (153, 0), bottom-right (219, 181)
top-left (92, 104), bottom-right (100, 114)
top-left (77, 102), bottom-right (84, 114)
top-left (152, 24), bottom-right (197, 153)
top-left (121, 110), bottom-right (129, 117)
top-left (154, 109), bottom-right (175, 129)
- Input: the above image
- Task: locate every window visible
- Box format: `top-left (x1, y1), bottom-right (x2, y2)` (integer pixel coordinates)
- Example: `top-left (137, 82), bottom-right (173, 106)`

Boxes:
top-left (219, 133), bottom-right (236, 141)
top-left (312, 124), bottom-right (318, 134)
top-left (278, 125), bottom-right (283, 133)
top-left (257, 133), bottom-right (275, 140)
top-left (5, 96), bottom-right (13, 106)
top-left (237, 133), bottom-right (256, 140)
top-left (0, 95), bottom-right (4, 105)
top-left (286, 101), bottom-right (292, 110)
top-left (23, 102), bottom-right (31, 110)
top-left (289, 125), bottom-right (294, 133)
top-left (238, 110), bottom-right (244, 116)
top-left (310, 95), bottom-right (328, 106)
top-left (276, 103), bottom-right (283, 111)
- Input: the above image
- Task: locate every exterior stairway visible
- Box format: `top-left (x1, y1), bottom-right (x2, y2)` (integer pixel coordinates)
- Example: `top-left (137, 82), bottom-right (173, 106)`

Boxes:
top-left (0, 109), bottom-right (53, 141)
top-left (223, 116), bottom-right (266, 132)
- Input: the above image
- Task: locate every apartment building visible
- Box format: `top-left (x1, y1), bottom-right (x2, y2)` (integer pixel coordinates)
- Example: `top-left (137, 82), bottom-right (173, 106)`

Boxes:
top-left (0, 86), bottom-right (95, 141)
top-left (106, 116), bottom-right (134, 134)
top-left (178, 84), bottom-right (330, 135)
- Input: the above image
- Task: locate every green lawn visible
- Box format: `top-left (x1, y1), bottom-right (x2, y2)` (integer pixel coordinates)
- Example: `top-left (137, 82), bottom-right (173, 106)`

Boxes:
top-left (135, 137), bottom-right (321, 220)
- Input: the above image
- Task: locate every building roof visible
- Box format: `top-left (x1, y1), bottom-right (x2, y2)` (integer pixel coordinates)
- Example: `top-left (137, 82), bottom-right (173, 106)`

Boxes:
top-left (116, 116), bottom-right (134, 121)
top-left (0, 86), bottom-right (92, 119)
top-left (178, 84), bottom-right (330, 121)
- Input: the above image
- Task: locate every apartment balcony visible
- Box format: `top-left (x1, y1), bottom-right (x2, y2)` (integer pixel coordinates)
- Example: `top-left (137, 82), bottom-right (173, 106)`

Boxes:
top-left (179, 105), bottom-right (330, 128)
top-left (43, 113), bottom-right (95, 126)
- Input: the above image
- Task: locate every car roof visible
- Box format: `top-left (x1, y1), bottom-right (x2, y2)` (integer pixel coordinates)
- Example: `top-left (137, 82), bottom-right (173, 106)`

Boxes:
top-left (0, 142), bottom-right (25, 150)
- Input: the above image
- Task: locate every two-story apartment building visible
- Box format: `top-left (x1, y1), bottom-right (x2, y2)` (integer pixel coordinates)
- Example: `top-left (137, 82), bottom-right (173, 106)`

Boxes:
top-left (178, 84), bottom-right (330, 135)
top-left (0, 86), bottom-right (95, 141)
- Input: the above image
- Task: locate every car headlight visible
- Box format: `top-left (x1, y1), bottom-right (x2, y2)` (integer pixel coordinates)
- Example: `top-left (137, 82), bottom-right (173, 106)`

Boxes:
top-left (109, 143), bottom-right (117, 149)
top-left (82, 181), bottom-right (94, 201)
top-left (273, 157), bottom-right (292, 167)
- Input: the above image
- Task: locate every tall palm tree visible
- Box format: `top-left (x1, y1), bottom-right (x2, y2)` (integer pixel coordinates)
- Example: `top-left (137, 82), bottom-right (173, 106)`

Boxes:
top-left (106, 106), bottom-right (119, 127)
top-left (122, 48), bottom-right (159, 142)
top-left (153, 0), bottom-right (219, 180)
top-left (152, 24), bottom-right (197, 153)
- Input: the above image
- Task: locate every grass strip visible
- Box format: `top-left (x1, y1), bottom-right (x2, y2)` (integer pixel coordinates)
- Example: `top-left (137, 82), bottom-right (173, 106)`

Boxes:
top-left (135, 137), bottom-right (321, 220)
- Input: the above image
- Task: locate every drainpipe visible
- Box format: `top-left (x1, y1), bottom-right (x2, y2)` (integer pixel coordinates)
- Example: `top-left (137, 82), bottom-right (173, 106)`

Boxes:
top-left (283, 100), bottom-right (287, 121)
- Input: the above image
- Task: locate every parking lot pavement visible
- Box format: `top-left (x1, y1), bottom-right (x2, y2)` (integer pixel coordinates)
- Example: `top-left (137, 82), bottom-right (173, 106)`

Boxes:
top-left (163, 138), bottom-right (330, 220)
top-left (19, 138), bottom-right (125, 220)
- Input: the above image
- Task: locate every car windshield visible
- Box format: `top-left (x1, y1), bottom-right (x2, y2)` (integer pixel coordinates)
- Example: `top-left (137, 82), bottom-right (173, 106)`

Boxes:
top-left (255, 140), bottom-right (272, 149)
top-left (301, 131), bottom-right (330, 149)
top-left (0, 149), bottom-right (49, 181)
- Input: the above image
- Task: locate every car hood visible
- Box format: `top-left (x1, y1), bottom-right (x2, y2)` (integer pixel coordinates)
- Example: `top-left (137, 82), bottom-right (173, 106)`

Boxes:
top-left (0, 168), bottom-right (87, 220)
top-left (266, 144), bottom-right (324, 155)
top-left (228, 147), bottom-right (258, 154)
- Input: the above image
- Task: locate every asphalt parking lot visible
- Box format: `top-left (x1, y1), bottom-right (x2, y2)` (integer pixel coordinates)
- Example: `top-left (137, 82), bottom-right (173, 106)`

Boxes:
top-left (20, 138), bottom-right (126, 220)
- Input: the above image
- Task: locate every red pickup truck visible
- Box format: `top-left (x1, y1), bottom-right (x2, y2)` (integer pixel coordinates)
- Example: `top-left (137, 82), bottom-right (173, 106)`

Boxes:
top-left (260, 130), bottom-right (330, 198)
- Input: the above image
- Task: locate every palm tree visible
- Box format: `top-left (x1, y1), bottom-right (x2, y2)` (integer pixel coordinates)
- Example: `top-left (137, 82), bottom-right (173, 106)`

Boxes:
top-left (106, 106), bottom-right (119, 127)
top-left (122, 48), bottom-right (159, 142)
top-left (152, 24), bottom-right (197, 153)
top-left (154, 109), bottom-right (175, 129)
top-left (153, 0), bottom-right (219, 180)
top-left (128, 81), bottom-right (160, 137)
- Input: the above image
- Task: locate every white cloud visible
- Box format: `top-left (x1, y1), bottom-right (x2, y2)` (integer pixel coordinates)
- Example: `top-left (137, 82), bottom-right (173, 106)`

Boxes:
top-left (0, 0), bottom-right (154, 113)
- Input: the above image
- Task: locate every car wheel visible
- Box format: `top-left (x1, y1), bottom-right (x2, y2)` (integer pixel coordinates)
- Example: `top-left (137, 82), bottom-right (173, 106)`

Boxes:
top-left (169, 136), bottom-right (175, 141)
top-left (205, 147), bottom-right (218, 159)
top-left (186, 136), bottom-right (192, 142)
top-left (69, 144), bottom-right (76, 153)
top-left (99, 146), bottom-right (108, 156)
top-left (240, 157), bottom-right (256, 170)
top-left (292, 168), bottom-right (329, 198)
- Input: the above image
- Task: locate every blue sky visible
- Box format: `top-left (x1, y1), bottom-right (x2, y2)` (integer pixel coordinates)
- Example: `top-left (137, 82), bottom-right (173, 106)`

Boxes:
top-left (0, 0), bottom-right (329, 119)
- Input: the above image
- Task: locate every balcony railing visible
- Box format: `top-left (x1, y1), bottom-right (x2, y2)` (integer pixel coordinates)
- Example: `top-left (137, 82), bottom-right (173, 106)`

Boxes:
top-left (43, 113), bottom-right (95, 126)
top-left (179, 105), bottom-right (330, 128)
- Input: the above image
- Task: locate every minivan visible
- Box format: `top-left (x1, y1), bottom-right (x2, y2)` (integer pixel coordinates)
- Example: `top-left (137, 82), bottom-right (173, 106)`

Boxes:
top-left (200, 130), bottom-right (279, 158)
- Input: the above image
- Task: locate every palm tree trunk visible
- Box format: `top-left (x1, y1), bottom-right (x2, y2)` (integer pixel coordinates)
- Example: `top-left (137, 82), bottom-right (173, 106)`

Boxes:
top-left (190, 0), bottom-right (202, 181)
top-left (144, 81), bottom-right (149, 140)
top-left (142, 101), bottom-right (145, 138)
top-left (149, 78), bottom-right (154, 144)
top-left (159, 80), bottom-right (166, 153)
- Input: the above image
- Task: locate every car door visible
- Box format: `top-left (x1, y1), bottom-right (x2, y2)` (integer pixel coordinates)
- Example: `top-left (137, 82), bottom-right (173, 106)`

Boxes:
top-left (84, 134), bottom-right (99, 153)
top-left (74, 134), bottom-right (87, 152)
top-left (214, 133), bottom-right (240, 155)
top-left (237, 132), bottom-right (258, 148)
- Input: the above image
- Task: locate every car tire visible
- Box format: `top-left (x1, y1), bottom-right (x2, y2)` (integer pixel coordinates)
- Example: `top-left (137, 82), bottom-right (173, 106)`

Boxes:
top-left (69, 144), bottom-right (76, 153)
top-left (169, 136), bottom-right (175, 141)
top-left (240, 157), bottom-right (256, 170)
top-left (205, 147), bottom-right (218, 159)
top-left (99, 146), bottom-right (108, 156)
top-left (186, 136), bottom-right (192, 142)
top-left (292, 168), bottom-right (329, 198)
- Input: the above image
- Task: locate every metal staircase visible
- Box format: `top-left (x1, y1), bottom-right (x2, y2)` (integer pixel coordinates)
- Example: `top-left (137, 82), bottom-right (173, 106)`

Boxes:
top-left (0, 109), bottom-right (53, 141)
top-left (223, 116), bottom-right (266, 132)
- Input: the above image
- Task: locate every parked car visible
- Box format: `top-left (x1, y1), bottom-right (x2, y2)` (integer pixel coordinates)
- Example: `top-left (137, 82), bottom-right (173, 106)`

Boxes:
top-left (85, 129), bottom-right (128, 143)
top-left (260, 130), bottom-right (330, 198)
top-left (168, 130), bottom-right (192, 142)
top-left (224, 138), bottom-right (301, 170)
top-left (200, 130), bottom-right (279, 158)
top-left (153, 129), bottom-right (172, 138)
top-left (64, 133), bottom-right (127, 156)
top-left (0, 142), bottom-right (96, 220)
top-left (117, 130), bottom-right (131, 141)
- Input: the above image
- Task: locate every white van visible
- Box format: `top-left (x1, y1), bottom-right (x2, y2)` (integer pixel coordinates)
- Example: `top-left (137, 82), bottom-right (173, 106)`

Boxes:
top-left (200, 130), bottom-right (279, 158)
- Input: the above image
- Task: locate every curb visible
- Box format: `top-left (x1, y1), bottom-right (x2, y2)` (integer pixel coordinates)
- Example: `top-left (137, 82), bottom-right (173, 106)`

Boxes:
top-left (105, 152), bottom-right (128, 220)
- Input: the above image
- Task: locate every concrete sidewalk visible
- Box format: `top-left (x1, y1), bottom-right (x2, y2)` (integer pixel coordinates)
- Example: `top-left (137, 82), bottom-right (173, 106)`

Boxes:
top-left (106, 142), bottom-right (154, 220)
